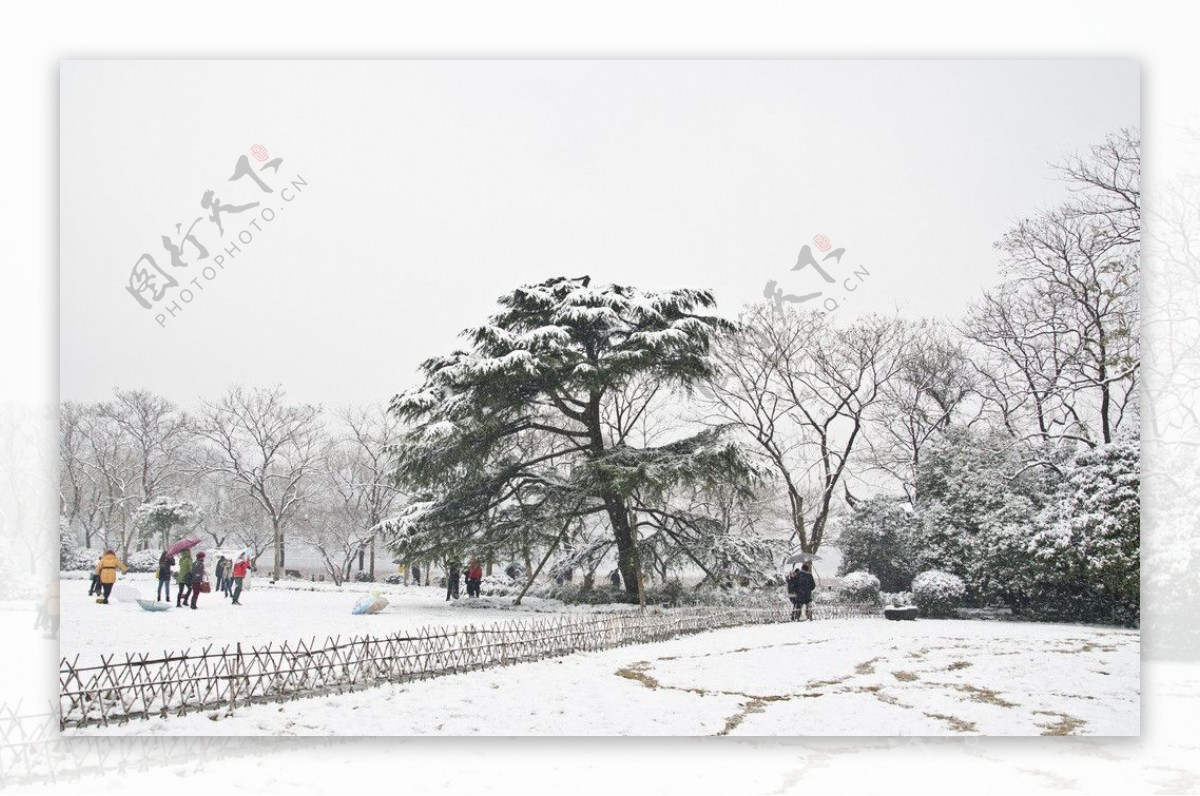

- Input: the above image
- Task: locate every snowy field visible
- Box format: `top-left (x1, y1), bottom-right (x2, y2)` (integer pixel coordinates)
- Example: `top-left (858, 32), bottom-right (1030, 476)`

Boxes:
top-left (62, 614), bottom-right (1138, 737)
top-left (58, 573), bottom-right (613, 665)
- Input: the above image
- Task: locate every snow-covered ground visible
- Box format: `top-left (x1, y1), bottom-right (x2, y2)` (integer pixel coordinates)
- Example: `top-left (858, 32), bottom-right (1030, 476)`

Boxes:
top-left (63, 615), bottom-right (1138, 737)
top-left (58, 573), bottom-right (613, 665)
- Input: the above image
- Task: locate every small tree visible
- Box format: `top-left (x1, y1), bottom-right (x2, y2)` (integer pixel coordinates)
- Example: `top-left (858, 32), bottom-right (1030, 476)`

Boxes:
top-left (1029, 437), bottom-right (1139, 623)
top-left (836, 495), bottom-right (920, 592)
top-left (131, 497), bottom-right (201, 551)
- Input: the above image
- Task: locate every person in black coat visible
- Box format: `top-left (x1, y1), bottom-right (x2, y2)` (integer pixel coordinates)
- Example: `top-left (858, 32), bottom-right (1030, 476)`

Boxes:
top-left (445, 561), bottom-right (461, 601)
top-left (786, 567), bottom-right (802, 621)
top-left (188, 552), bottom-right (207, 610)
top-left (794, 563), bottom-right (817, 621)
top-left (156, 551), bottom-right (175, 602)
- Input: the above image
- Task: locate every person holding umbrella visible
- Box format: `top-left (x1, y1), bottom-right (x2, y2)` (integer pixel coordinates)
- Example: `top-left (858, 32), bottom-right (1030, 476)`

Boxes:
top-left (793, 563), bottom-right (816, 621)
top-left (784, 552), bottom-right (820, 621)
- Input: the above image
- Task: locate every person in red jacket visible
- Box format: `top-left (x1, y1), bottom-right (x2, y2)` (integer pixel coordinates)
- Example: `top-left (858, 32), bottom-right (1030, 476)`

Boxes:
top-left (465, 558), bottom-right (484, 598)
top-left (230, 556), bottom-right (252, 605)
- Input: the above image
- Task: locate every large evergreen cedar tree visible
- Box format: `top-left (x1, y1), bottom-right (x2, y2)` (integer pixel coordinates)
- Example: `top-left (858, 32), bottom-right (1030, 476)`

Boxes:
top-left (386, 276), bottom-right (759, 595)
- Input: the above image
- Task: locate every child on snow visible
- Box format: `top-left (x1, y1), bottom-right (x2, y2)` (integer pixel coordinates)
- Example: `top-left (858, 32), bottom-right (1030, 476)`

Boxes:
top-left (87, 555), bottom-right (103, 596)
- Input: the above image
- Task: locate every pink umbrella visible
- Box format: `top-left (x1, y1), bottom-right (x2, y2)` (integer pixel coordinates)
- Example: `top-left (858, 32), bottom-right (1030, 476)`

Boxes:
top-left (166, 537), bottom-right (202, 557)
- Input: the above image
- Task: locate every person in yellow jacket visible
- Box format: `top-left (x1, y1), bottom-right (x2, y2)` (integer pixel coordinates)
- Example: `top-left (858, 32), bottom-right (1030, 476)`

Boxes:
top-left (95, 549), bottom-right (128, 604)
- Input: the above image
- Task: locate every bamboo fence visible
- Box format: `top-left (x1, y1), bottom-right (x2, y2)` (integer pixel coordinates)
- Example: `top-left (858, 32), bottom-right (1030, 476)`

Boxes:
top-left (59, 602), bottom-right (879, 728)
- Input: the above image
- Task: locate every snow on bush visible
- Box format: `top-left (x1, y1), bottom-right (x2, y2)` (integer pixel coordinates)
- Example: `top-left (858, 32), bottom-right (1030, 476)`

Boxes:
top-left (812, 587), bottom-right (839, 604)
top-left (126, 549), bottom-right (161, 573)
top-left (912, 570), bottom-right (965, 618)
top-left (479, 574), bottom-right (518, 596)
top-left (63, 548), bottom-right (101, 572)
top-left (1027, 438), bottom-right (1140, 625)
top-left (60, 517), bottom-right (79, 568)
top-left (837, 571), bottom-right (881, 604)
top-left (882, 591), bottom-right (914, 607)
top-left (66, 548), bottom-right (160, 574)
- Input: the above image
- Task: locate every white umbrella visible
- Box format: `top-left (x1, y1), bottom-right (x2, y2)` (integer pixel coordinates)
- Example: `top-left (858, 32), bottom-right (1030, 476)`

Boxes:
top-left (111, 584), bottom-right (141, 604)
top-left (784, 552), bottom-right (822, 565)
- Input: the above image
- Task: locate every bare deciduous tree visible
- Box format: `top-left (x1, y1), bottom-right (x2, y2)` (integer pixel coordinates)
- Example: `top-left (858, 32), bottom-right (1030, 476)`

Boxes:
top-left (868, 319), bottom-right (978, 503)
top-left (966, 132), bottom-right (1139, 447)
top-left (705, 305), bottom-right (904, 554)
top-left (195, 386), bottom-right (324, 581)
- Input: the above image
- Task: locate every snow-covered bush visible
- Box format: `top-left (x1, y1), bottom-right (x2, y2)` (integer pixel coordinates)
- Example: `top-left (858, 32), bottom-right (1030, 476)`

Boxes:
top-left (912, 570), bottom-right (966, 618)
top-left (60, 517), bottom-right (79, 568)
top-left (882, 591), bottom-right (913, 607)
top-left (910, 427), bottom-right (1048, 605)
top-left (837, 496), bottom-right (920, 592)
top-left (63, 548), bottom-right (101, 572)
top-left (837, 571), bottom-right (881, 604)
top-left (479, 574), bottom-right (518, 597)
top-left (1026, 438), bottom-right (1140, 624)
top-left (126, 549), bottom-right (161, 573)
top-left (655, 579), bottom-right (685, 607)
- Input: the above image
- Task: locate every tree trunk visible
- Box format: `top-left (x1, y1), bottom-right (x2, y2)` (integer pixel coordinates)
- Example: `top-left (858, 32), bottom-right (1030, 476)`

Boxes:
top-left (272, 519), bottom-right (283, 581)
top-left (604, 493), bottom-right (640, 597)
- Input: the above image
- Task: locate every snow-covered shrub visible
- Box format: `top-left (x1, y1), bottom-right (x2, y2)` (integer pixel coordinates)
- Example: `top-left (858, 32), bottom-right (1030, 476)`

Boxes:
top-left (126, 549), bottom-right (160, 573)
top-left (1025, 438), bottom-right (1140, 625)
top-left (910, 427), bottom-right (1048, 605)
top-left (651, 579), bottom-right (685, 607)
top-left (881, 591), bottom-right (913, 607)
top-left (912, 570), bottom-right (965, 618)
top-left (837, 571), bottom-right (881, 604)
top-left (479, 574), bottom-right (518, 597)
top-left (837, 496), bottom-right (920, 592)
top-left (63, 548), bottom-right (101, 572)
top-left (60, 517), bottom-right (79, 568)
top-left (812, 586), bottom-right (839, 604)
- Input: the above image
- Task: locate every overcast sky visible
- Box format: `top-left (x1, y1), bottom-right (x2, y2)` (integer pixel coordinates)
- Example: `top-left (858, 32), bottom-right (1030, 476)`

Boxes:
top-left (60, 60), bottom-right (1139, 407)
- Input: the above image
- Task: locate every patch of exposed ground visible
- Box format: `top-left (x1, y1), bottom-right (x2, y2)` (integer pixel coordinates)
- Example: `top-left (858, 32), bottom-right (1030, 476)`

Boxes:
top-left (923, 711), bottom-right (978, 733)
top-left (1035, 710), bottom-right (1088, 735)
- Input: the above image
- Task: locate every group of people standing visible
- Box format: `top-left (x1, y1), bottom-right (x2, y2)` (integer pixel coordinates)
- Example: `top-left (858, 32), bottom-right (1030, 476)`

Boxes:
top-left (86, 547), bottom-right (253, 610)
top-left (155, 549), bottom-right (252, 609)
top-left (445, 558), bottom-right (485, 600)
